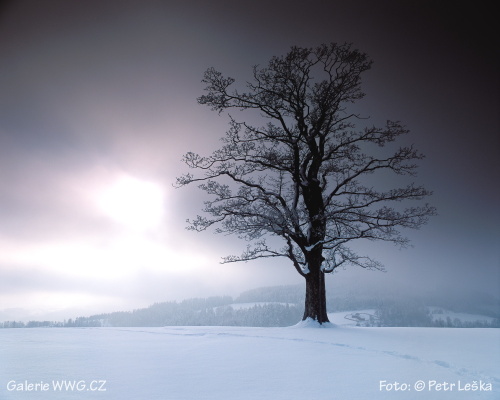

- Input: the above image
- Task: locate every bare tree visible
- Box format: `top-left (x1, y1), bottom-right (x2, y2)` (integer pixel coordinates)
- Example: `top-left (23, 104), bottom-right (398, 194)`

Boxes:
top-left (176, 43), bottom-right (436, 324)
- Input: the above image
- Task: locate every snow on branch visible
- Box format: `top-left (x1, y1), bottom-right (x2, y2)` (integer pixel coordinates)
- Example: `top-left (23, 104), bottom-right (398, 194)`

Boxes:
top-left (177, 42), bottom-right (435, 280)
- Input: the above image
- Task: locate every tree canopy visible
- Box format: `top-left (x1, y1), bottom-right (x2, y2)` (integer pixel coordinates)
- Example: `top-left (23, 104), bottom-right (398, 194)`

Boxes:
top-left (177, 43), bottom-right (436, 323)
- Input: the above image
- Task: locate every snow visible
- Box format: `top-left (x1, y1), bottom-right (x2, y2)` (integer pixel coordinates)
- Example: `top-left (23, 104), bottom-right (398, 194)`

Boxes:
top-left (300, 262), bottom-right (310, 274)
top-left (1, 324), bottom-right (499, 399)
top-left (291, 317), bottom-right (336, 328)
top-left (304, 240), bottom-right (324, 251)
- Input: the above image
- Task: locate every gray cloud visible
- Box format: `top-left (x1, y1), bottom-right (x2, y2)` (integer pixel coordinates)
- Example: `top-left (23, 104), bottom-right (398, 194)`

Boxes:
top-left (0, 0), bottom-right (498, 319)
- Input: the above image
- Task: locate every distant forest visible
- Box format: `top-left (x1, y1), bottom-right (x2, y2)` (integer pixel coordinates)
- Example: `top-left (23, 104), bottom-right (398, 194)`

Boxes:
top-left (2, 284), bottom-right (499, 328)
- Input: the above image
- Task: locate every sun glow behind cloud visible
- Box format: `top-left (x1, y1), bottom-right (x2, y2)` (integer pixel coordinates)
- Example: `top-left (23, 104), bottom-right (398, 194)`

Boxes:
top-left (0, 170), bottom-right (218, 313)
top-left (95, 175), bottom-right (165, 231)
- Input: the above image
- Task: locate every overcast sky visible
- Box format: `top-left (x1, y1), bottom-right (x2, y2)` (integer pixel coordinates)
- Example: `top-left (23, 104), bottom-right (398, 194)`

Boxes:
top-left (0, 0), bottom-right (498, 321)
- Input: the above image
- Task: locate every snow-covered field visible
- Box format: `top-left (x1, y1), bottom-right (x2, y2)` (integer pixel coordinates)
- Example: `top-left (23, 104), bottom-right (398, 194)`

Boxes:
top-left (1, 321), bottom-right (499, 400)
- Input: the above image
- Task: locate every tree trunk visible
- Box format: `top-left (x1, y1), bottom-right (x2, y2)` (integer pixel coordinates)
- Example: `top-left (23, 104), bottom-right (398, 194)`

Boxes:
top-left (302, 264), bottom-right (329, 324)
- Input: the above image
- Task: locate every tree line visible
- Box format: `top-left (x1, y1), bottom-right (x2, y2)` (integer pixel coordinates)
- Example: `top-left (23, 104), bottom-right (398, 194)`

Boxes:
top-left (2, 284), bottom-right (498, 328)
